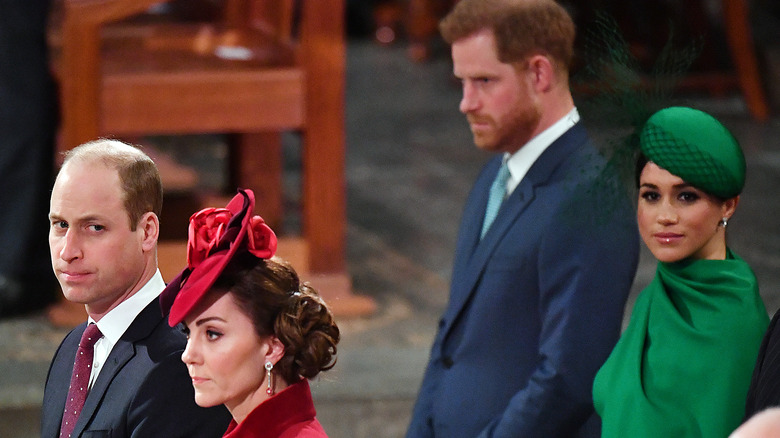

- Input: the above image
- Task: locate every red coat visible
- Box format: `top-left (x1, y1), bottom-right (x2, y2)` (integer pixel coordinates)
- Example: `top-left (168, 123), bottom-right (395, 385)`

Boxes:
top-left (222, 379), bottom-right (328, 438)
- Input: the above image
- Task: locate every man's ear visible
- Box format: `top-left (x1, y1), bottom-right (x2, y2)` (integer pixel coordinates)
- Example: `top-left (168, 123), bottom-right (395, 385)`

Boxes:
top-left (525, 54), bottom-right (554, 93)
top-left (139, 212), bottom-right (159, 252)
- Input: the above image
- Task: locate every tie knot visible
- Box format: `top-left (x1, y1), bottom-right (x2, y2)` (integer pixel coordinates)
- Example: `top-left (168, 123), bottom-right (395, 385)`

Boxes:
top-left (79, 323), bottom-right (102, 350)
top-left (496, 160), bottom-right (511, 181)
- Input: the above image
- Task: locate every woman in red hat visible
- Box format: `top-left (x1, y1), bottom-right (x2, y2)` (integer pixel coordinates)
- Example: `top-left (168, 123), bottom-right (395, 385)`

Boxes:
top-left (163, 189), bottom-right (339, 438)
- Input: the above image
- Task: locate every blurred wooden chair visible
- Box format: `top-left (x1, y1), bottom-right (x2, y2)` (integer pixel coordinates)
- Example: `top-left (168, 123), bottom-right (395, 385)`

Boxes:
top-left (722, 0), bottom-right (770, 121)
top-left (51, 0), bottom-right (375, 316)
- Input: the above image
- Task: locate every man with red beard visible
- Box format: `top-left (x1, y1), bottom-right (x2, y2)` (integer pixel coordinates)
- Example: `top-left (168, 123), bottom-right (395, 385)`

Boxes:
top-left (406, 1), bottom-right (639, 437)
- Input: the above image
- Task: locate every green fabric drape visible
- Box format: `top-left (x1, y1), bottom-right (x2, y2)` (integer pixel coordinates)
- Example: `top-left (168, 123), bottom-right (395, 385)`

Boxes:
top-left (593, 249), bottom-right (768, 437)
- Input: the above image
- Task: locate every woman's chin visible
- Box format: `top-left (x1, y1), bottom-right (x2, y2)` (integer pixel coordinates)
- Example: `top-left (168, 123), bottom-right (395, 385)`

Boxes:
top-left (194, 392), bottom-right (222, 409)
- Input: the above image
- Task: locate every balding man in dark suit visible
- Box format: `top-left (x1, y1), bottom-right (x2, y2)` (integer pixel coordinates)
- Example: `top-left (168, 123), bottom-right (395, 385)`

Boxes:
top-left (41, 139), bottom-right (231, 437)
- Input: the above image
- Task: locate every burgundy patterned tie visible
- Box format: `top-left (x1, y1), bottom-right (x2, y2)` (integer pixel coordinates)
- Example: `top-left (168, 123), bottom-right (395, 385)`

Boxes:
top-left (60, 323), bottom-right (102, 438)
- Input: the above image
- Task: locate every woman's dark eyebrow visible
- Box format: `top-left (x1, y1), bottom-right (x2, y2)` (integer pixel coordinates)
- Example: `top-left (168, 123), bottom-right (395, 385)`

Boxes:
top-left (195, 316), bottom-right (226, 327)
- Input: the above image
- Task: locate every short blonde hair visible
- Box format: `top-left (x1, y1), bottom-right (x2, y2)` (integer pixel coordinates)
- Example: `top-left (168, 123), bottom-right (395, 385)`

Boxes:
top-left (61, 139), bottom-right (163, 230)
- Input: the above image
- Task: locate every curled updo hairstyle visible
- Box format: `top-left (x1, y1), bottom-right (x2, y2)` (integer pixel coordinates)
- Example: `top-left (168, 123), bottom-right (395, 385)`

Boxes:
top-left (213, 252), bottom-right (340, 384)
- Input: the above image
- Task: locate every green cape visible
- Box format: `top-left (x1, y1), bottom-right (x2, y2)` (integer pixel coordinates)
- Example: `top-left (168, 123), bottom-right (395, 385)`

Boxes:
top-left (593, 249), bottom-right (768, 437)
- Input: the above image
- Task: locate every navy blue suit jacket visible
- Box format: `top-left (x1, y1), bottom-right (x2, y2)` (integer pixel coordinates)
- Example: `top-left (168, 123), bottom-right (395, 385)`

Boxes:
top-left (406, 123), bottom-right (639, 438)
top-left (41, 299), bottom-right (232, 437)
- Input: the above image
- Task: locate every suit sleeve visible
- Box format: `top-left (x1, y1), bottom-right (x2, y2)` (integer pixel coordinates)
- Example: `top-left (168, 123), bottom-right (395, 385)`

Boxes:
top-left (406, 334), bottom-right (444, 438)
top-left (478, 190), bottom-right (639, 437)
top-left (406, 164), bottom-right (498, 438)
top-left (127, 350), bottom-right (231, 438)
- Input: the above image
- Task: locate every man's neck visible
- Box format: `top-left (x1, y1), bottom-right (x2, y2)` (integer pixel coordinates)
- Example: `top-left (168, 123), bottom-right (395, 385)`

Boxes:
top-left (87, 261), bottom-right (159, 321)
top-left (535, 88), bottom-right (575, 137)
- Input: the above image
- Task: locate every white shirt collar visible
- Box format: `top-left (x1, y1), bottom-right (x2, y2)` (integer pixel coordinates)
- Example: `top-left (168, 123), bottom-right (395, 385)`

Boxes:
top-left (505, 107), bottom-right (580, 195)
top-left (87, 270), bottom-right (165, 388)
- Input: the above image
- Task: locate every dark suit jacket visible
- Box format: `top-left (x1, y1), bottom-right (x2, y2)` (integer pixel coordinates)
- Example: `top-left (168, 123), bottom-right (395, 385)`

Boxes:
top-left (41, 299), bottom-right (232, 437)
top-left (406, 123), bottom-right (639, 438)
top-left (744, 309), bottom-right (780, 419)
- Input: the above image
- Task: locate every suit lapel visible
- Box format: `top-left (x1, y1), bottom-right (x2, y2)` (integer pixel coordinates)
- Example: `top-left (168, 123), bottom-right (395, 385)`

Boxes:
top-left (444, 169), bottom-right (537, 328)
top-left (43, 324), bottom-right (86, 437)
top-left (70, 300), bottom-right (163, 437)
top-left (442, 124), bottom-right (589, 339)
top-left (451, 157), bottom-right (499, 277)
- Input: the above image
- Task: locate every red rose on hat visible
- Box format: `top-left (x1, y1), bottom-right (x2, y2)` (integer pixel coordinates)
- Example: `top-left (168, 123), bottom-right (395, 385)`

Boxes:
top-left (187, 207), bottom-right (232, 269)
top-left (247, 215), bottom-right (277, 259)
top-left (162, 189), bottom-right (278, 326)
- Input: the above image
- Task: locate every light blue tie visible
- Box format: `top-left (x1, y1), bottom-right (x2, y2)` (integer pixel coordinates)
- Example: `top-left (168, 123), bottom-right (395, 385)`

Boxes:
top-left (481, 160), bottom-right (511, 238)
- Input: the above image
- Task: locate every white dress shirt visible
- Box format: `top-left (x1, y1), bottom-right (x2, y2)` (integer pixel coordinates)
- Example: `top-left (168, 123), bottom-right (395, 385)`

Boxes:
top-left (87, 270), bottom-right (166, 388)
top-left (504, 107), bottom-right (580, 196)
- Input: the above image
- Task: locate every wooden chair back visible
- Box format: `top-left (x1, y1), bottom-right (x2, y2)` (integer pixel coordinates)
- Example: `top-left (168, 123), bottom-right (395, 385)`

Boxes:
top-left (52, 0), bottom-right (348, 276)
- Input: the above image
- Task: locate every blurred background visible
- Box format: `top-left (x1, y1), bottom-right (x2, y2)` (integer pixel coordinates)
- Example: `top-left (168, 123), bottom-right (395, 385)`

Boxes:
top-left (1, 0), bottom-right (779, 436)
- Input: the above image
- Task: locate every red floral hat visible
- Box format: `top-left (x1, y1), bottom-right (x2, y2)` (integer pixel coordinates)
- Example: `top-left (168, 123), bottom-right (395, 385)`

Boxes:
top-left (161, 188), bottom-right (278, 326)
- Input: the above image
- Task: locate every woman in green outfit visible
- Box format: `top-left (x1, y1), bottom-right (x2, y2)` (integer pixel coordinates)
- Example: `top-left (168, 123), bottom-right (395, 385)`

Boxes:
top-left (592, 106), bottom-right (769, 437)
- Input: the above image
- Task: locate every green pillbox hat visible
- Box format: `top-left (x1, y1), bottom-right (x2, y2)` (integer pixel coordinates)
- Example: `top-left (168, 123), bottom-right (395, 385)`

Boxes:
top-left (639, 106), bottom-right (745, 199)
